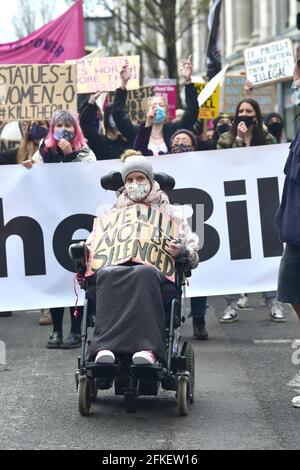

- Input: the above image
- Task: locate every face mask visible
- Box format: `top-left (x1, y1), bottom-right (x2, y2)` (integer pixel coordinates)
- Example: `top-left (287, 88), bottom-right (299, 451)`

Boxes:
top-left (28, 124), bottom-right (48, 140)
top-left (125, 182), bottom-right (151, 201)
top-left (171, 143), bottom-right (193, 154)
top-left (236, 115), bottom-right (256, 128)
top-left (109, 115), bottom-right (117, 129)
top-left (217, 123), bottom-right (231, 134)
top-left (53, 127), bottom-right (75, 142)
top-left (291, 81), bottom-right (300, 105)
top-left (153, 105), bottom-right (166, 124)
top-left (267, 122), bottom-right (283, 139)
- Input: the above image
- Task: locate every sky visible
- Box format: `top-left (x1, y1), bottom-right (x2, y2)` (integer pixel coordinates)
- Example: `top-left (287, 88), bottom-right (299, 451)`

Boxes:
top-left (0, 0), bottom-right (109, 43)
top-left (0, 0), bottom-right (70, 42)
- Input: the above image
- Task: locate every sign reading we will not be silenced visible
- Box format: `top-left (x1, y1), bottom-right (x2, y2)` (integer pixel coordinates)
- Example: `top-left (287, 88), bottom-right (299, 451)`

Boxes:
top-left (244, 39), bottom-right (294, 86)
top-left (86, 204), bottom-right (179, 282)
top-left (0, 64), bottom-right (77, 121)
top-left (76, 55), bottom-right (140, 94)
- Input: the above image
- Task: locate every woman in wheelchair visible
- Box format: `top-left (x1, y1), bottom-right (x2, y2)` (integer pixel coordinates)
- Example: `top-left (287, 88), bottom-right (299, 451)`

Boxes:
top-left (85, 150), bottom-right (199, 367)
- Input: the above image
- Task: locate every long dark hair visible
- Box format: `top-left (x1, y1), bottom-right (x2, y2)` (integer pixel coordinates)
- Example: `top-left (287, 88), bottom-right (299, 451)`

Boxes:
top-left (232, 98), bottom-right (266, 146)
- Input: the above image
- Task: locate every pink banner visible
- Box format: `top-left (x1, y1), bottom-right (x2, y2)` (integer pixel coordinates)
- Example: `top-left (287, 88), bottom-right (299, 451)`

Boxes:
top-left (145, 79), bottom-right (177, 120)
top-left (0, 1), bottom-right (84, 64)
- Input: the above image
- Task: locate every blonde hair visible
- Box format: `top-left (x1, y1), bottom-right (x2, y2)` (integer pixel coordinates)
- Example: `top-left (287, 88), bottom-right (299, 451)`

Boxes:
top-left (120, 149), bottom-right (142, 162)
top-left (146, 95), bottom-right (168, 115)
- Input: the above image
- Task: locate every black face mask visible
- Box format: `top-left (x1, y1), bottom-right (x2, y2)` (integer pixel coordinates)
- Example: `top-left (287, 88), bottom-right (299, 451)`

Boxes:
top-left (267, 122), bottom-right (283, 139)
top-left (28, 124), bottom-right (48, 141)
top-left (217, 123), bottom-right (231, 134)
top-left (236, 115), bottom-right (256, 128)
top-left (171, 143), bottom-right (193, 154)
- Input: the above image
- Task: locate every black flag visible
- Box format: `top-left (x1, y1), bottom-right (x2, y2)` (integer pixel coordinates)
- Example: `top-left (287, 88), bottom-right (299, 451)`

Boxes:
top-left (206, 0), bottom-right (222, 80)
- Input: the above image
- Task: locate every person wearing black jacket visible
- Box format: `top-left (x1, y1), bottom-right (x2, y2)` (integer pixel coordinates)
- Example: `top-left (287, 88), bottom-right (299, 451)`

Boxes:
top-left (112, 55), bottom-right (199, 154)
top-left (80, 93), bottom-right (129, 160)
top-left (0, 148), bottom-right (18, 165)
top-left (275, 57), bottom-right (300, 408)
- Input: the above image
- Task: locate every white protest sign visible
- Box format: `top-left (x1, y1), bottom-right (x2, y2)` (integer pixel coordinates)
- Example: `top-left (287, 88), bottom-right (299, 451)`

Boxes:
top-left (0, 144), bottom-right (288, 311)
top-left (197, 64), bottom-right (229, 107)
top-left (244, 39), bottom-right (294, 86)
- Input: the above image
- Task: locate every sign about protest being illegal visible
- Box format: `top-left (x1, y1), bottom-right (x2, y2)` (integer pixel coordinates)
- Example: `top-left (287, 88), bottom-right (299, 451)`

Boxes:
top-left (108, 86), bottom-right (154, 123)
top-left (220, 74), bottom-right (276, 116)
top-left (144, 79), bottom-right (177, 120)
top-left (76, 55), bottom-right (140, 94)
top-left (86, 204), bottom-right (179, 281)
top-left (0, 64), bottom-right (77, 121)
top-left (194, 82), bottom-right (220, 119)
top-left (244, 39), bottom-right (294, 86)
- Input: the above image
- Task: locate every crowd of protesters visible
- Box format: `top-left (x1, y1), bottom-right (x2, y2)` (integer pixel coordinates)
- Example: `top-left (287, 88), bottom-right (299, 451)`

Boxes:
top-left (0, 55), bottom-right (298, 367)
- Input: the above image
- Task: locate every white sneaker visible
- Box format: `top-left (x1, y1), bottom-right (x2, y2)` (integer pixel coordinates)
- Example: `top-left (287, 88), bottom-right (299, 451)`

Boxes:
top-left (95, 350), bottom-right (115, 364)
top-left (220, 304), bottom-right (239, 323)
top-left (292, 395), bottom-right (300, 408)
top-left (237, 294), bottom-right (249, 309)
top-left (270, 301), bottom-right (287, 322)
top-left (132, 350), bottom-right (156, 365)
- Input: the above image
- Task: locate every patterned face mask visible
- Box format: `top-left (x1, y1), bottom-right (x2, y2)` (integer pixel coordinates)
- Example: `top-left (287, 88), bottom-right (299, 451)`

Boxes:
top-left (171, 143), bottom-right (193, 154)
top-left (53, 127), bottom-right (75, 141)
top-left (125, 182), bottom-right (151, 201)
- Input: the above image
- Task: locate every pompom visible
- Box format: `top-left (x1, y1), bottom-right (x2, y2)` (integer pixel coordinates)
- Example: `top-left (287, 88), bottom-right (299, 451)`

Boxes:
top-left (120, 149), bottom-right (142, 162)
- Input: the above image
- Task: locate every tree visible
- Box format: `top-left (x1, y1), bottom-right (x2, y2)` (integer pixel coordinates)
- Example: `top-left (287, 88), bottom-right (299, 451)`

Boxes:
top-left (97, 0), bottom-right (210, 79)
top-left (12, 0), bottom-right (57, 39)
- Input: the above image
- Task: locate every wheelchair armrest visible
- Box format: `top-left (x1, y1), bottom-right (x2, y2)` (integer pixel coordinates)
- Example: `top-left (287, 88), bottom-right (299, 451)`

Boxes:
top-left (69, 242), bottom-right (90, 275)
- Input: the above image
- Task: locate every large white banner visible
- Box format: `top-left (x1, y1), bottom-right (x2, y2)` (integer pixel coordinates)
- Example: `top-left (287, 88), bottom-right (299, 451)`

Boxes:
top-left (0, 144), bottom-right (288, 311)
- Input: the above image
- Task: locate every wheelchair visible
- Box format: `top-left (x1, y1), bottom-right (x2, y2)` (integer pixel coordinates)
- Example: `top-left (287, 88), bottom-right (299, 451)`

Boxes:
top-left (69, 171), bottom-right (195, 416)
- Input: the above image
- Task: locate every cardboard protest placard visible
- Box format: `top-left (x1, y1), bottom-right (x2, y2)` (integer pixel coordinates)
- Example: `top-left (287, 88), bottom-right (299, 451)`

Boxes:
top-left (0, 64), bottom-right (77, 121)
top-left (244, 39), bottom-right (294, 86)
top-left (220, 74), bottom-right (276, 116)
top-left (144, 79), bottom-right (177, 120)
top-left (76, 55), bottom-right (140, 94)
top-left (108, 86), bottom-right (154, 123)
top-left (86, 204), bottom-right (179, 281)
top-left (194, 82), bottom-right (220, 119)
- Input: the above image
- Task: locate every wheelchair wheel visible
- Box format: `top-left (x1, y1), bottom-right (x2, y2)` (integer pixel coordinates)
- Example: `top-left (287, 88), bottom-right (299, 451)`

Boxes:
top-left (177, 375), bottom-right (189, 416)
top-left (185, 343), bottom-right (195, 404)
top-left (77, 375), bottom-right (91, 416)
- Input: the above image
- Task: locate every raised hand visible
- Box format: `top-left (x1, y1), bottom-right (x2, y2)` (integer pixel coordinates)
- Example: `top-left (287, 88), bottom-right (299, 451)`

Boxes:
top-left (146, 102), bottom-right (157, 127)
top-left (88, 90), bottom-right (102, 105)
top-left (181, 54), bottom-right (192, 84)
top-left (244, 80), bottom-right (254, 93)
top-left (120, 59), bottom-right (132, 88)
top-left (58, 138), bottom-right (73, 155)
top-left (237, 121), bottom-right (248, 139)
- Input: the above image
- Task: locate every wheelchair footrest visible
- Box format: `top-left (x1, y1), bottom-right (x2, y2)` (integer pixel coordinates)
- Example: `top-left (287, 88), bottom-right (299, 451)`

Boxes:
top-left (85, 362), bottom-right (119, 378)
top-left (130, 364), bottom-right (163, 381)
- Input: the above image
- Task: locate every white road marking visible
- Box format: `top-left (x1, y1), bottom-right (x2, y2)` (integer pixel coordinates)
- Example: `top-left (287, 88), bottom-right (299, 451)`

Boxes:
top-left (287, 372), bottom-right (300, 388)
top-left (253, 339), bottom-right (300, 344)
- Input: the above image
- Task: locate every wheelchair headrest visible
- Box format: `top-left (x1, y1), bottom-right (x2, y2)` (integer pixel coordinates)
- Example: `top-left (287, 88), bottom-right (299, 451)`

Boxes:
top-left (100, 171), bottom-right (175, 192)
